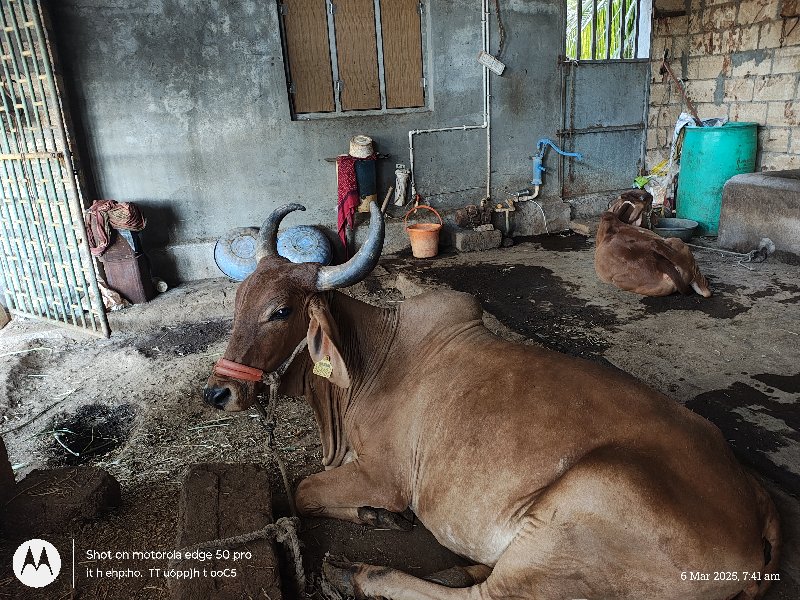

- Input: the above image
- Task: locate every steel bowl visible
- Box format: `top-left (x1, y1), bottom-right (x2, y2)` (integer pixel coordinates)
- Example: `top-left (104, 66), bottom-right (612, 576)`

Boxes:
top-left (653, 218), bottom-right (698, 242)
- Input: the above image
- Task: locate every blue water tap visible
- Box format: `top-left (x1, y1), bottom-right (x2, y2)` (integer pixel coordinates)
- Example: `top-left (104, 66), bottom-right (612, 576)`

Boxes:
top-left (531, 138), bottom-right (583, 186)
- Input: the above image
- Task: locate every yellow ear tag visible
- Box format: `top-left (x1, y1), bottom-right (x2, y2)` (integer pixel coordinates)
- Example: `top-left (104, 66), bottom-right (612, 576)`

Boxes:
top-left (313, 356), bottom-right (333, 379)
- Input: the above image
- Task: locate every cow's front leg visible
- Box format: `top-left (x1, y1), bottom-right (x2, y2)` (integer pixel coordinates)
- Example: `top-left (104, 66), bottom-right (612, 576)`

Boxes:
top-left (295, 461), bottom-right (412, 530)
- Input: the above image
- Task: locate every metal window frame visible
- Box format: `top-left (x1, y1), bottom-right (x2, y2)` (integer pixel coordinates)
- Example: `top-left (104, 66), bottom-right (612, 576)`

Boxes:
top-left (279, 0), bottom-right (431, 120)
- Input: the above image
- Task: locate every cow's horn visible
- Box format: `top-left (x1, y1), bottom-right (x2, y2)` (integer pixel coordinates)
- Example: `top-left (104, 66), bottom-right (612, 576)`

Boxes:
top-left (316, 201), bottom-right (384, 291)
top-left (256, 203), bottom-right (306, 261)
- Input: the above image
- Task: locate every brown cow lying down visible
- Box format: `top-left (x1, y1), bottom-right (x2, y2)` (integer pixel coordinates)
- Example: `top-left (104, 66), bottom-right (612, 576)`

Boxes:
top-left (205, 203), bottom-right (778, 600)
top-left (596, 193), bottom-right (712, 297)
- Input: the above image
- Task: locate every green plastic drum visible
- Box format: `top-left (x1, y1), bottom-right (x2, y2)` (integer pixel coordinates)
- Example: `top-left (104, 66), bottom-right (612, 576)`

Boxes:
top-left (676, 122), bottom-right (757, 235)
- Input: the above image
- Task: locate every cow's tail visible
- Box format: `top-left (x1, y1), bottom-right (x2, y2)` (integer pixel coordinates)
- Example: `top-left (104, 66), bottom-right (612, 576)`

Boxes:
top-left (688, 261), bottom-right (712, 298)
top-left (735, 473), bottom-right (781, 600)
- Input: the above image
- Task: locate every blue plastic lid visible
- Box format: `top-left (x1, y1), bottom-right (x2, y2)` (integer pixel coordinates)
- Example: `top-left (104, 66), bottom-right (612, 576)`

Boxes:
top-left (214, 225), bottom-right (332, 281)
top-left (214, 227), bottom-right (260, 282)
top-left (277, 225), bottom-right (332, 266)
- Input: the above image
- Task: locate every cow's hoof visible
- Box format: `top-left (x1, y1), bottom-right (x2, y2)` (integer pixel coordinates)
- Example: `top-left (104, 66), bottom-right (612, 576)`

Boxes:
top-left (323, 557), bottom-right (358, 597)
top-left (357, 506), bottom-right (414, 531)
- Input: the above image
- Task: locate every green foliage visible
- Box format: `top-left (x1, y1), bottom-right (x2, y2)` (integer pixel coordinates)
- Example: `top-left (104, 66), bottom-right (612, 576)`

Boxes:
top-left (566, 0), bottom-right (639, 60)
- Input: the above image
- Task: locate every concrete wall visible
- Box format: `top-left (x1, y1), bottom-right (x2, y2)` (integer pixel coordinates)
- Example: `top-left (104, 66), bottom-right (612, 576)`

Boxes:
top-left (51, 0), bottom-right (566, 282)
top-left (647, 0), bottom-right (800, 172)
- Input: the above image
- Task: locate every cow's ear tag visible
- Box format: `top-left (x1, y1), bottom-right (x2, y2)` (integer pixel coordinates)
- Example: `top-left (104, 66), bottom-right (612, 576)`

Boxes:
top-left (313, 356), bottom-right (333, 379)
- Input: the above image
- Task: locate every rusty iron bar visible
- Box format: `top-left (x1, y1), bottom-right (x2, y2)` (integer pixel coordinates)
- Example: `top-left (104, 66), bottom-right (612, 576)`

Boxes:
top-left (660, 56), bottom-right (703, 126)
top-left (619, 0), bottom-right (626, 58)
top-left (591, 0), bottom-right (598, 60)
top-left (633, 0), bottom-right (641, 58)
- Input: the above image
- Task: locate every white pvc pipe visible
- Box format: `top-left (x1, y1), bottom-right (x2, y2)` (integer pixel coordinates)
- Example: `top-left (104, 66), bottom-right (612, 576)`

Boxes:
top-left (408, 0), bottom-right (491, 200)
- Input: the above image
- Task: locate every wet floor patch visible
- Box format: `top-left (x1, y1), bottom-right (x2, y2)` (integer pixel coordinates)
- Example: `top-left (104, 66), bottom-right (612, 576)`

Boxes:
top-left (686, 382), bottom-right (800, 494)
top-left (639, 280), bottom-right (750, 318)
top-left (135, 319), bottom-right (232, 358)
top-left (417, 263), bottom-right (617, 360)
top-left (514, 232), bottom-right (589, 251)
top-left (45, 403), bottom-right (137, 466)
top-left (752, 372), bottom-right (800, 395)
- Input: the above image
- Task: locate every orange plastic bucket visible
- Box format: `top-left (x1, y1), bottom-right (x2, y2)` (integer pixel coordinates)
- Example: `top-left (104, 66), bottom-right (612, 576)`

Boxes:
top-left (404, 205), bottom-right (442, 258)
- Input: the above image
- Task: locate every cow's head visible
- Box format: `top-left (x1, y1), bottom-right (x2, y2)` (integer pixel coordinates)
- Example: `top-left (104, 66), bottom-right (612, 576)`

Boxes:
top-left (608, 189), bottom-right (653, 227)
top-left (203, 202), bottom-right (384, 411)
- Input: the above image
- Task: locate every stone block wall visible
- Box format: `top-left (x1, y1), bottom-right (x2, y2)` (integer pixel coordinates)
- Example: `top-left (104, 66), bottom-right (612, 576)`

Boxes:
top-left (647, 0), bottom-right (800, 172)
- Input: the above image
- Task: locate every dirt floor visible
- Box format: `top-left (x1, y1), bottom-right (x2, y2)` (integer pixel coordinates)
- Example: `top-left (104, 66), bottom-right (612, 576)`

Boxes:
top-left (0, 233), bottom-right (798, 599)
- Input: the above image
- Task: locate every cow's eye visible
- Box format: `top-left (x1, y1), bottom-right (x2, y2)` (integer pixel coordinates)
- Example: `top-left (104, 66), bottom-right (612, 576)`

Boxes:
top-left (268, 307), bottom-right (292, 322)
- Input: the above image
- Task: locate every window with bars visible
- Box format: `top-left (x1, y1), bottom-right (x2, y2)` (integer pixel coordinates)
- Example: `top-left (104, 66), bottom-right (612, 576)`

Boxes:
top-left (278, 0), bottom-right (426, 118)
top-left (566, 0), bottom-right (651, 60)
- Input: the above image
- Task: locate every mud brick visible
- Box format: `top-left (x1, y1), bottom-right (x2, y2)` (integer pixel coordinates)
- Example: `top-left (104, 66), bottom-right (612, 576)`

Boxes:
top-left (2, 467), bottom-right (121, 537)
top-left (454, 228), bottom-right (502, 252)
top-left (172, 463), bottom-right (282, 600)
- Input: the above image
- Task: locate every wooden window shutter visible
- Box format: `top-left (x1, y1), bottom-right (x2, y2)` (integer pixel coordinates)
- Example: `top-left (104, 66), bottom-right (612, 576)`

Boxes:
top-left (381, 0), bottom-right (424, 108)
top-left (282, 0), bottom-right (335, 113)
top-left (333, 0), bottom-right (381, 110)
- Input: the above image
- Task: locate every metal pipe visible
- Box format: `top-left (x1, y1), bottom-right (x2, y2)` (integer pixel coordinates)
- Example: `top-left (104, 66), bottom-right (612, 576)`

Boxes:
top-left (576, 0), bottom-right (583, 60)
top-left (408, 0), bottom-right (490, 200)
top-left (484, 0), bottom-right (491, 199)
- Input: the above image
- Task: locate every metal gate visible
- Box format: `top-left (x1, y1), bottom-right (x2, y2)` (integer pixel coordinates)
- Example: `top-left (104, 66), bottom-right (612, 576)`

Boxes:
top-left (0, 0), bottom-right (108, 336)
top-left (558, 0), bottom-right (652, 199)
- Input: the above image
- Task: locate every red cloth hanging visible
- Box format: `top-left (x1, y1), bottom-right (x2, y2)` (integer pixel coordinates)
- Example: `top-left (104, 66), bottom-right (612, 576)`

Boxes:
top-left (337, 155), bottom-right (359, 255)
top-left (84, 199), bottom-right (146, 257)
top-left (337, 153), bottom-right (377, 257)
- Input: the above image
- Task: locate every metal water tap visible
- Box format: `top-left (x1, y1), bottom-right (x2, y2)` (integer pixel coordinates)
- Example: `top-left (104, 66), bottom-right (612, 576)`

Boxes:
top-left (530, 138), bottom-right (583, 196)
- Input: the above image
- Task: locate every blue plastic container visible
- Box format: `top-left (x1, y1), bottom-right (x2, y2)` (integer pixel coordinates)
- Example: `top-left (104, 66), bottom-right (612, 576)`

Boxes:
top-left (214, 227), bottom-right (260, 281)
top-left (276, 225), bottom-right (333, 266)
top-left (215, 225), bottom-right (332, 281)
top-left (676, 122), bottom-right (757, 235)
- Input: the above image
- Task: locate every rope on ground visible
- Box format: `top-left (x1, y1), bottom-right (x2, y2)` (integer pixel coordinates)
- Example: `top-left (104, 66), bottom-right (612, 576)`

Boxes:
top-left (686, 242), bottom-right (770, 271)
top-left (166, 516), bottom-right (306, 598)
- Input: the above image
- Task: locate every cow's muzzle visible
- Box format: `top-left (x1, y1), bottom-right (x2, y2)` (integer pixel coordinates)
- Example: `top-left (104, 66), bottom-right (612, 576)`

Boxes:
top-left (203, 385), bottom-right (232, 409)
